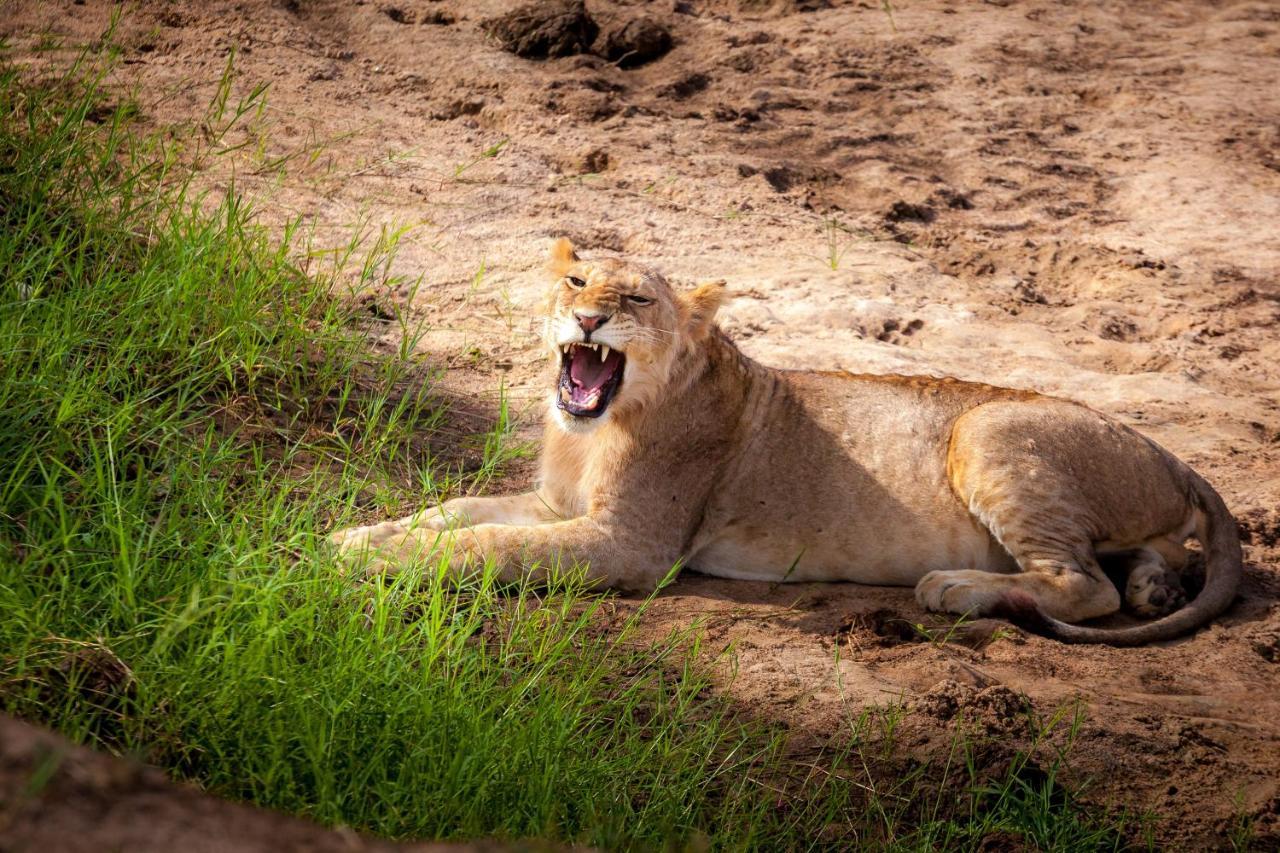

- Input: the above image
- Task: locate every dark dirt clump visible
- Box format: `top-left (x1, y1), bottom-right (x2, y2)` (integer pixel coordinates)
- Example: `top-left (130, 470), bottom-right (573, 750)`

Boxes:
top-left (603, 18), bottom-right (673, 68)
top-left (915, 680), bottom-right (1032, 734)
top-left (656, 71), bottom-right (710, 100)
top-left (481, 0), bottom-right (598, 60)
top-left (0, 715), bottom-right (530, 852)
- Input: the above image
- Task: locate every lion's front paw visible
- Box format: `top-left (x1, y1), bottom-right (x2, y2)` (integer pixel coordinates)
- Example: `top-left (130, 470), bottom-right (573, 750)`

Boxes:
top-left (328, 519), bottom-right (444, 578)
top-left (915, 570), bottom-right (1004, 617)
top-left (328, 520), bottom-right (410, 554)
top-left (408, 507), bottom-right (457, 533)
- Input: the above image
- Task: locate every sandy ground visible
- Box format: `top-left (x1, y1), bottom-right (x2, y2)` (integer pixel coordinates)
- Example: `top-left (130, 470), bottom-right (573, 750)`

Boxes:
top-left (4, 0), bottom-right (1280, 847)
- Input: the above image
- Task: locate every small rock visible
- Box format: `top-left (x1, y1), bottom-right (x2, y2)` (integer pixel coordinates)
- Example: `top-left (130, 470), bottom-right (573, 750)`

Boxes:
top-left (481, 0), bottom-right (598, 60)
top-left (553, 147), bottom-right (610, 175)
top-left (656, 71), bottom-right (710, 100)
top-left (431, 99), bottom-right (485, 120)
top-left (603, 18), bottom-right (673, 68)
top-left (1252, 630), bottom-right (1280, 662)
top-left (308, 64), bottom-right (341, 82)
top-left (546, 89), bottom-right (620, 121)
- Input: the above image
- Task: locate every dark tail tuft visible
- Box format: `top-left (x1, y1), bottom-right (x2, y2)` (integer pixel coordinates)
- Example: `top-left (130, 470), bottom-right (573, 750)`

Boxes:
top-left (993, 590), bottom-right (1054, 635)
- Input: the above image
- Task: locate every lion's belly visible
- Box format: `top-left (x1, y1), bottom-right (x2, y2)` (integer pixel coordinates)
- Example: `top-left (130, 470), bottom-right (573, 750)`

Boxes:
top-left (687, 513), bottom-right (1010, 585)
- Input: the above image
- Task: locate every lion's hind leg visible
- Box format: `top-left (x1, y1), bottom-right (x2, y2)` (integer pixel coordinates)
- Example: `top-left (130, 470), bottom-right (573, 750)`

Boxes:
top-left (915, 549), bottom-right (1120, 623)
top-left (921, 400), bottom-right (1196, 625)
top-left (917, 404), bottom-right (1119, 623)
top-left (918, 543), bottom-right (1189, 624)
top-left (913, 489), bottom-right (1123, 622)
top-left (917, 453), bottom-right (1122, 623)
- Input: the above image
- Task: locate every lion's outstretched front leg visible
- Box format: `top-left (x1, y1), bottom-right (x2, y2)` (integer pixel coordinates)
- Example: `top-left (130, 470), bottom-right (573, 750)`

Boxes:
top-left (415, 491), bottom-right (564, 529)
top-left (329, 490), bottom-right (561, 557)
top-left (334, 513), bottom-right (677, 593)
top-left (449, 519), bottom-right (674, 591)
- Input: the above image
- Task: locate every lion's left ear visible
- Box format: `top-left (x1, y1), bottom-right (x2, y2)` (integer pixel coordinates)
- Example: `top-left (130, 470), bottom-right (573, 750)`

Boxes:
top-left (547, 237), bottom-right (578, 278)
top-left (682, 279), bottom-right (727, 336)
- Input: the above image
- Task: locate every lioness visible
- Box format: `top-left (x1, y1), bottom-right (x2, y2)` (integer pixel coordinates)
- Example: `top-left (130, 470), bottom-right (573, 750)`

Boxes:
top-left (332, 239), bottom-right (1241, 645)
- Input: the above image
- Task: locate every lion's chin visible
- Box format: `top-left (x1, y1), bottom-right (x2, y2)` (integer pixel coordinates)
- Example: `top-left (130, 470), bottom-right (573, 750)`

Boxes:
top-left (548, 394), bottom-right (611, 434)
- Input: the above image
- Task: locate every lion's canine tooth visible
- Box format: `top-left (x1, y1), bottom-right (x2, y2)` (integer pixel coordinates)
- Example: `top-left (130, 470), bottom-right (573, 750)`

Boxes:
top-left (600, 345), bottom-right (610, 362)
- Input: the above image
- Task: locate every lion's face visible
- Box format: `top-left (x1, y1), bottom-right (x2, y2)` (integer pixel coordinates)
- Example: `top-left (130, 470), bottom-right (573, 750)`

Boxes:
top-left (542, 239), bottom-right (724, 433)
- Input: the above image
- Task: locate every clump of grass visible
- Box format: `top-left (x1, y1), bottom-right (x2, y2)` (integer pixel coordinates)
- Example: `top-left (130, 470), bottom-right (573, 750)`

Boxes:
top-left (0, 50), bottom-right (1147, 850)
top-left (817, 216), bottom-right (854, 270)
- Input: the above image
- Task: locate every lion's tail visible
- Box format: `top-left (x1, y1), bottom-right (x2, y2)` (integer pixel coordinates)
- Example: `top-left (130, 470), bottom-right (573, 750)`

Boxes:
top-left (997, 471), bottom-right (1242, 647)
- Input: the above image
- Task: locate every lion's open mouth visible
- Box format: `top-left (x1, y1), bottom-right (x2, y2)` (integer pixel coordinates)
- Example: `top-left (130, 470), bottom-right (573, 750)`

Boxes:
top-left (558, 343), bottom-right (625, 418)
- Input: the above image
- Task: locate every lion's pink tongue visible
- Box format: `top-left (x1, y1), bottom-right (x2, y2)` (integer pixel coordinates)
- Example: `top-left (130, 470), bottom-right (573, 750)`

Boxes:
top-left (569, 346), bottom-right (622, 393)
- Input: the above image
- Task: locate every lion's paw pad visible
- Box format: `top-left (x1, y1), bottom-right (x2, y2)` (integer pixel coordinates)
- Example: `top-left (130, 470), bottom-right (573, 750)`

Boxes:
top-left (1125, 561), bottom-right (1186, 618)
top-left (329, 521), bottom-right (408, 553)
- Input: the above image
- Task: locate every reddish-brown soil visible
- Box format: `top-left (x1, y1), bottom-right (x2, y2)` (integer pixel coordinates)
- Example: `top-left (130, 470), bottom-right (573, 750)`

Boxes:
top-left (4, 0), bottom-right (1280, 848)
top-left (0, 715), bottom-right (557, 852)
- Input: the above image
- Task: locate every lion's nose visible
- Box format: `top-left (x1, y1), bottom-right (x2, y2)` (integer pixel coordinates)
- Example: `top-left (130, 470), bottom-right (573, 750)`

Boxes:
top-left (574, 311), bottom-right (609, 334)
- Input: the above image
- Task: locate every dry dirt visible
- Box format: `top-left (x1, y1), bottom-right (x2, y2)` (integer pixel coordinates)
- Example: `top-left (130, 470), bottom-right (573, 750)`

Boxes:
top-left (4, 0), bottom-right (1280, 848)
top-left (0, 714), bottom-right (560, 853)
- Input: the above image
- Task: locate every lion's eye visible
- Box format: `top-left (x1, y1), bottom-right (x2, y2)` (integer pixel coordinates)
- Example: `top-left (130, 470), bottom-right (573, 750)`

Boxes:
top-left (566, 276), bottom-right (586, 289)
top-left (626, 295), bottom-right (653, 306)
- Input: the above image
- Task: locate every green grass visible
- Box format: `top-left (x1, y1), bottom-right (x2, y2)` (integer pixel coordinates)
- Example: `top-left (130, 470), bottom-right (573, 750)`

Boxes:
top-left (0, 51), bottom-right (1146, 851)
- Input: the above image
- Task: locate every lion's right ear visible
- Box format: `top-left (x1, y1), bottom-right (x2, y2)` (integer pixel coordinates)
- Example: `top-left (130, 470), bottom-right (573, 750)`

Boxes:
top-left (547, 237), bottom-right (578, 277)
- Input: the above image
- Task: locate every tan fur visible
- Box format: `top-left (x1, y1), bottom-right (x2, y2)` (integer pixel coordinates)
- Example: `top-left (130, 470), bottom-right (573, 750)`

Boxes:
top-left (331, 242), bottom-right (1242, 645)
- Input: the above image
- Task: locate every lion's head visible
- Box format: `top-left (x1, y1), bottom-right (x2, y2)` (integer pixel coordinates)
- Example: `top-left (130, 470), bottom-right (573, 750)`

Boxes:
top-left (543, 238), bottom-right (725, 432)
